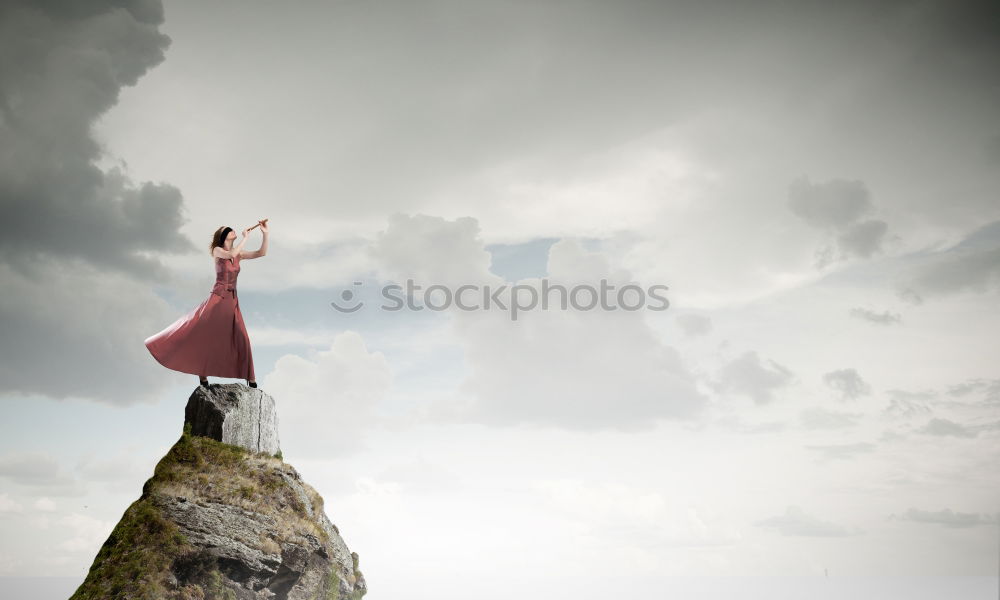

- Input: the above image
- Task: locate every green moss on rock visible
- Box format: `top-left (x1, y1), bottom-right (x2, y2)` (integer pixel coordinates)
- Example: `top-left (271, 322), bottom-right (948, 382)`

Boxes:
top-left (69, 498), bottom-right (188, 599)
top-left (72, 428), bottom-right (249, 599)
top-left (71, 426), bottom-right (365, 600)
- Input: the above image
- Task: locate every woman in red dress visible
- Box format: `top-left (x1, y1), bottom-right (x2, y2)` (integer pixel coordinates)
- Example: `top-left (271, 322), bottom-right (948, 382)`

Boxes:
top-left (145, 220), bottom-right (269, 388)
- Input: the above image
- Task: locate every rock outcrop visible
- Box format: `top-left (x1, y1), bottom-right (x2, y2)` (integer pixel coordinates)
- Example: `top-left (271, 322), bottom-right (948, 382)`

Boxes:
top-left (185, 384), bottom-right (281, 456)
top-left (70, 384), bottom-right (367, 600)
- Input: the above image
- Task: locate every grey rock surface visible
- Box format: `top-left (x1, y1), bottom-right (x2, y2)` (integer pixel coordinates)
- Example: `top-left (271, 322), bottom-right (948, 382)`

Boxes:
top-left (156, 463), bottom-right (365, 600)
top-left (186, 383), bottom-right (281, 455)
top-left (71, 384), bottom-right (366, 600)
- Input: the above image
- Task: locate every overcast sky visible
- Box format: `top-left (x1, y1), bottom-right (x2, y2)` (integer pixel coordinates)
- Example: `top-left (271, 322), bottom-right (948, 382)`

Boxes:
top-left (1, 0), bottom-right (999, 598)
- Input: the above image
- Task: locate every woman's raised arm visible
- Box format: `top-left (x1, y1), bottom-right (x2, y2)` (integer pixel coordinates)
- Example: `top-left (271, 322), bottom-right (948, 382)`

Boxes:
top-left (240, 221), bottom-right (269, 260)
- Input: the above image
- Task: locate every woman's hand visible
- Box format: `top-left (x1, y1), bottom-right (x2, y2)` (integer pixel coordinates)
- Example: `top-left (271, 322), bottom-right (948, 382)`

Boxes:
top-left (258, 219), bottom-right (269, 234)
top-left (242, 227), bottom-right (252, 238)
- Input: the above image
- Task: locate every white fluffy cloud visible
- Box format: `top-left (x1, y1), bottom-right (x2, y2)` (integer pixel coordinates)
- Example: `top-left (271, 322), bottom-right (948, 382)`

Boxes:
top-left (262, 331), bottom-right (393, 458)
top-left (33, 497), bottom-right (57, 512)
top-left (372, 214), bottom-right (706, 431)
top-left (371, 213), bottom-right (501, 289)
top-left (754, 505), bottom-right (858, 537)
top-left (0, 494), bottom-right (23, 513)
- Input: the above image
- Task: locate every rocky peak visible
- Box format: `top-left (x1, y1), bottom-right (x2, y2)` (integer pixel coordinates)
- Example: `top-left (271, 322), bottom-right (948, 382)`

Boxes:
top-left (185, 384), bottom-right (281, 456)
top-left (70, 384), bottom-right (368, 600)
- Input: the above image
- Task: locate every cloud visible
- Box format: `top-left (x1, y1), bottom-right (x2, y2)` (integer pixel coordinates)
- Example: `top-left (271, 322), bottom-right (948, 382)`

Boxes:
top-left (787, 177), bottom-right (891, 267)
top-left (754, 505), bottom-right (857, 537)
top-left (262, 331), bottom-right (393, 458)
top-left (822, 368), bottom-right (871, 400)
top-left (0, 453), bottom-right (63, 484)
top-left (799, 407), bottom-right (863, 430)
top-left (890, 508), bottom-right (996, 529)
top-left (881, 389), bottom-right (935, 420)
top-left (788, 178), bottom-right (874, 230)
top-left (675, 314), bottom-right (713, 337)
top-left (881, 380), bottom-right (1000, 430)
top-left (712, 351), bottom-right (794, 405)
top-left (917, 417), bottom-right (977, 438)
top-left (33, 497), bottom-right (57, 512)
top-left (0, 494), bottom-right (23, 513)
top-left (835, 220), bottom-right (890, 259)
top-left (445, 299), bottom-right (707, 430)
top-left (946, 378), bottom-right (1000, 404)
top-left (0, 452), bottom-right (84, 496)
top-left (0, 1), bottom-right (193, 278)
top-left (848, 307), bottom-right (902, 325)
top-left (373, 214), bottom-right (706, 431)
top-left (371, 213), bottom-right (501, 289)
top-left (0, 0), bottom-right (194, 404)
top-left (0, 262), bottom-right (182, 405)
top-left (894, 221), bottom-right (1000, 302)
top-left (803, 442), bottom-right (876, 462)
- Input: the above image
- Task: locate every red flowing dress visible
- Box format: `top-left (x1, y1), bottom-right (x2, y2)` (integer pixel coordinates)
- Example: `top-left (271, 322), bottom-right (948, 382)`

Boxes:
top-left (145, 254), bottom-right (255, 381)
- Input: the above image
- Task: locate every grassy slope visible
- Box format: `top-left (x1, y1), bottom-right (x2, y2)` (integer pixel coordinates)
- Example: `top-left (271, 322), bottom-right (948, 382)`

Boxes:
top-left (69, 424), bottom-right (365, 600)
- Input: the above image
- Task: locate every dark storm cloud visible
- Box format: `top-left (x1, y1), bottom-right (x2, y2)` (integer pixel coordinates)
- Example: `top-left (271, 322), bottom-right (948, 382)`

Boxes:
top-left (0, 262), bottom-right (179, 405)
top-left (0, 0), bottom-right (193, 279)
top-left (0, 0), bottom-right (193, 404)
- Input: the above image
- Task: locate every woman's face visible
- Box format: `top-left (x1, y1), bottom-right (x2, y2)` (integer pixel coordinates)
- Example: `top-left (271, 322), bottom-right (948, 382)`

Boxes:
top-left (226, 229), bottom-right (236, 243)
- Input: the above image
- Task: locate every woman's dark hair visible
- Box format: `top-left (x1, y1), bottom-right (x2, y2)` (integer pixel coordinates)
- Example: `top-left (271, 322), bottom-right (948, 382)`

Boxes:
top-left (209, 226), bottom-right (233, 256)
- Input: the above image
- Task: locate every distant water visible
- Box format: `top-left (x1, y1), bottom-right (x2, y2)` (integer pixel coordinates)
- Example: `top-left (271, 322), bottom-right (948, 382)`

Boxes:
top-left (366, 576), bottom-right (1000, 600)
top-left (4, 575), bottom-right (996, 599)
top-left (638, 576), bottom-right (998, 599)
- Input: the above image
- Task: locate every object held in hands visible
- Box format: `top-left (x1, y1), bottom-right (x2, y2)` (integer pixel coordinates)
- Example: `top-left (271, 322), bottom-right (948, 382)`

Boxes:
top-left (248, 218), bottom-right (269, 232)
